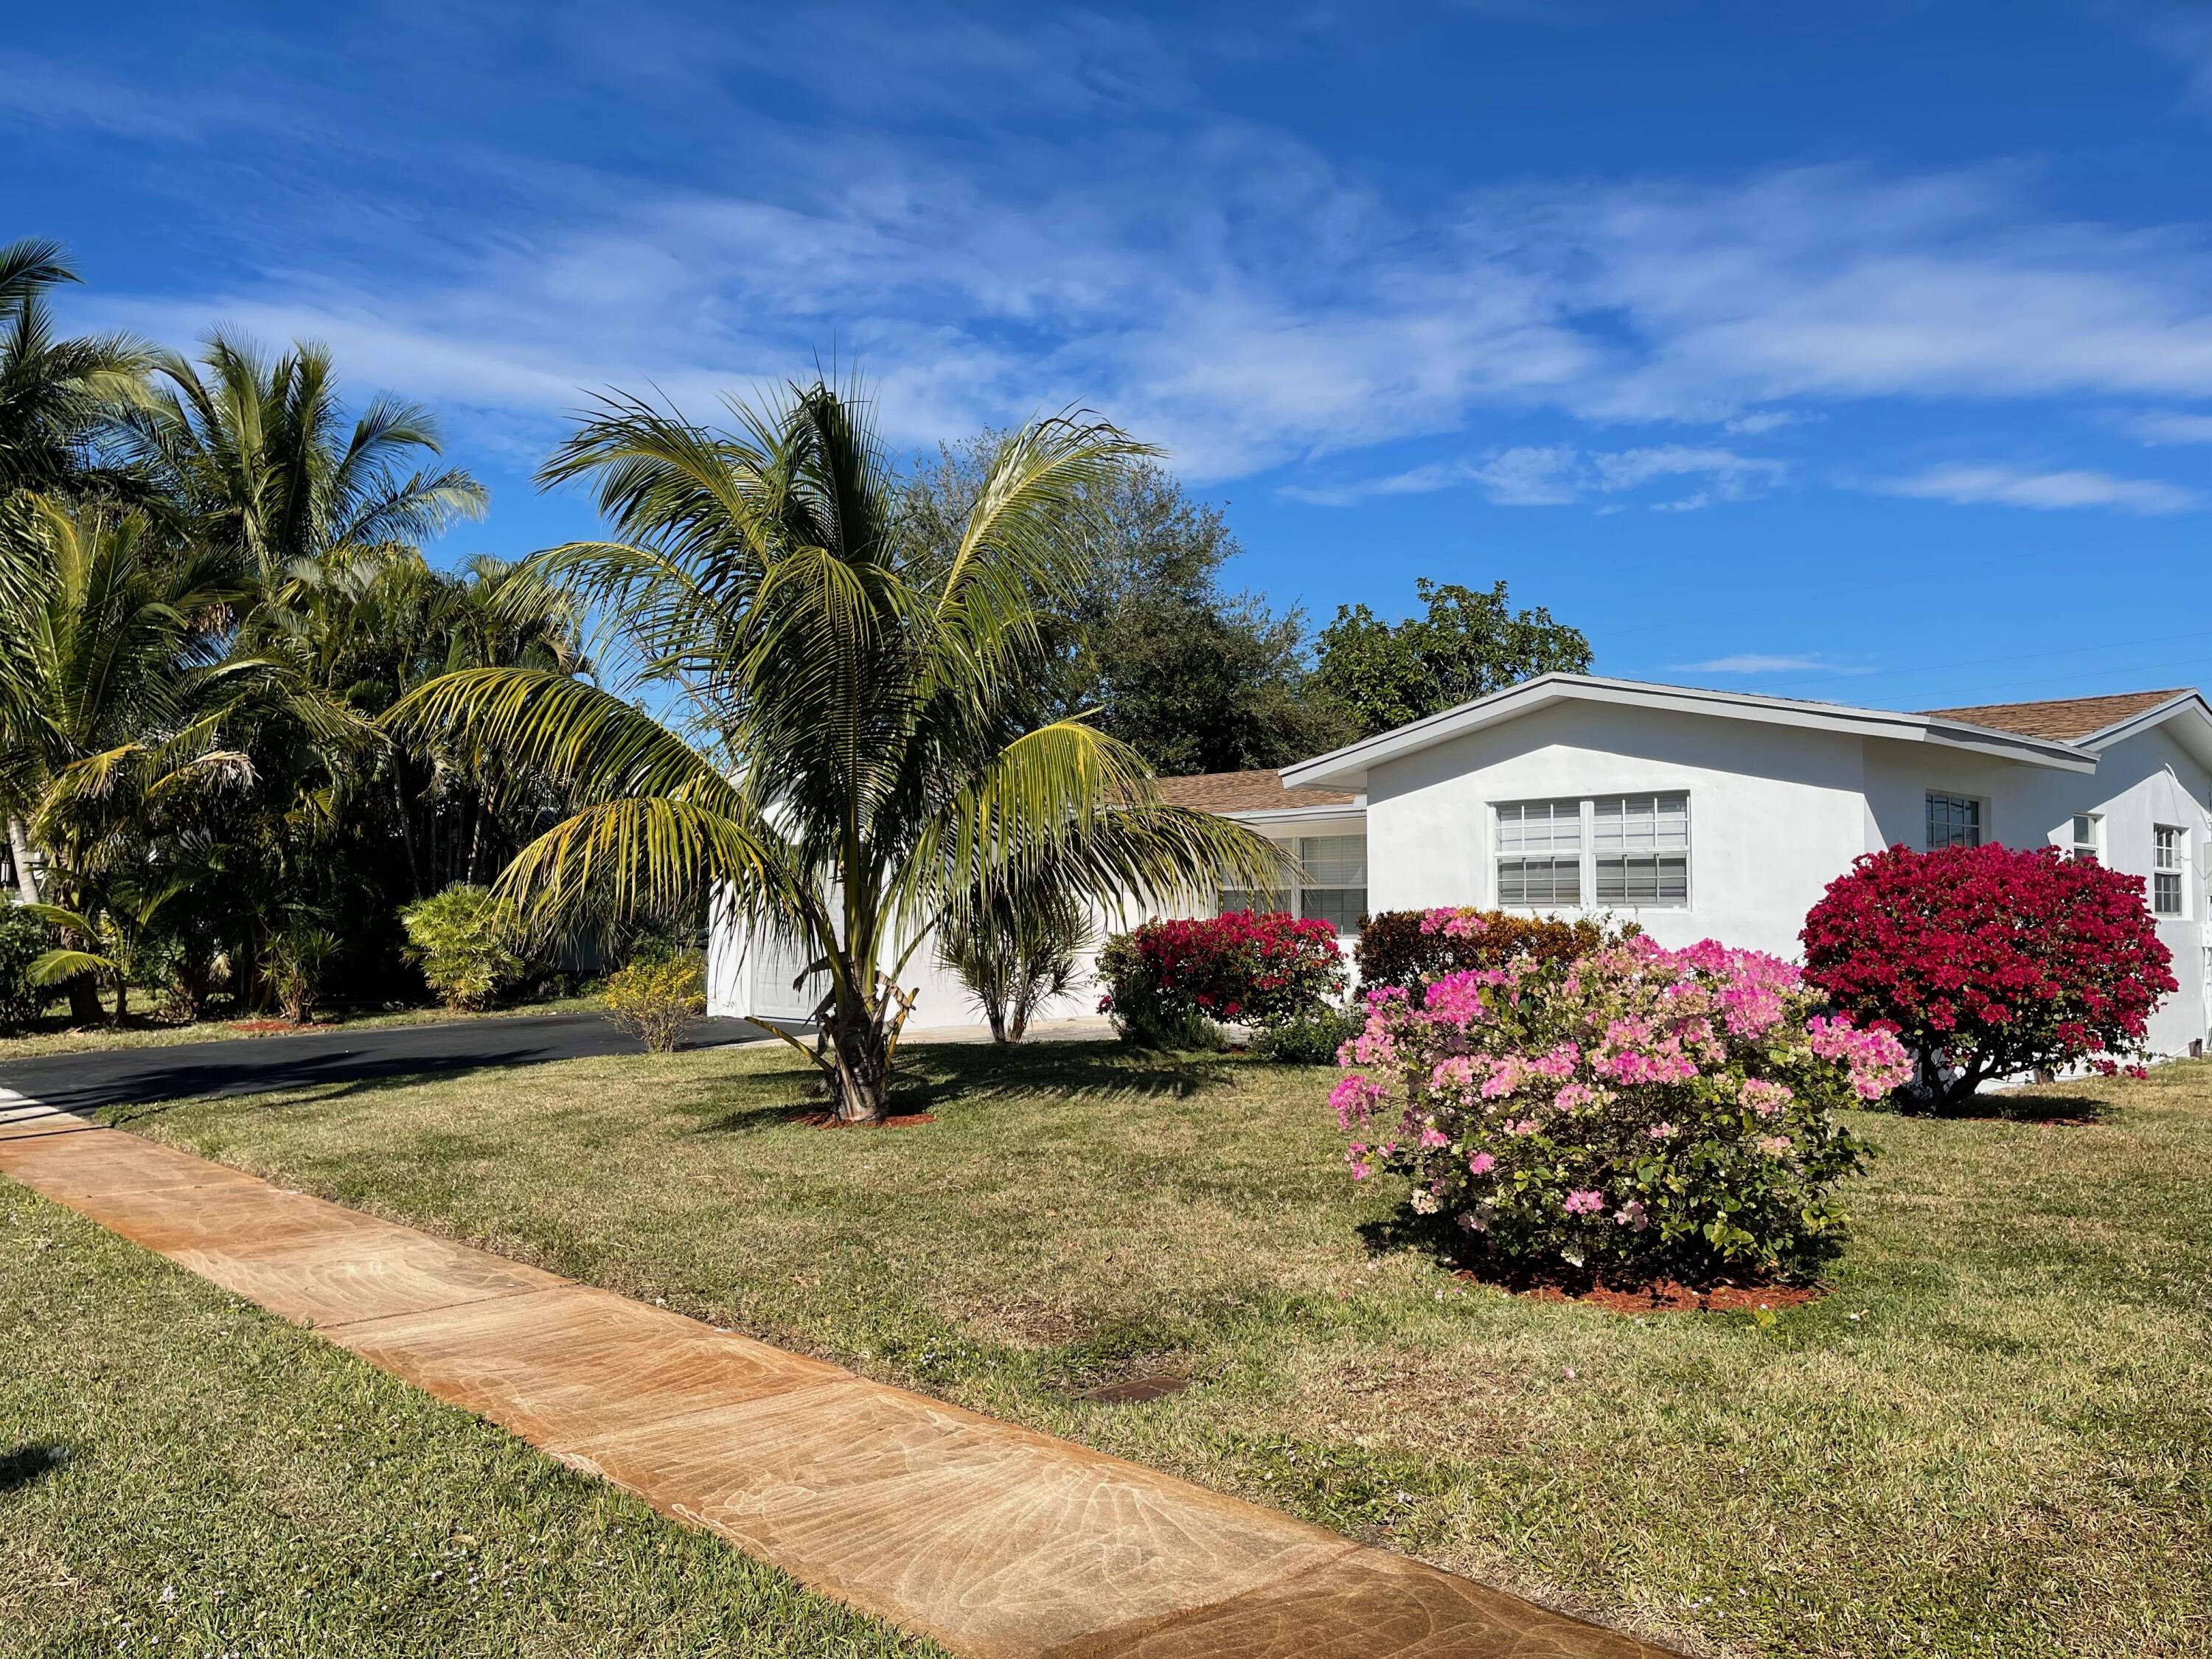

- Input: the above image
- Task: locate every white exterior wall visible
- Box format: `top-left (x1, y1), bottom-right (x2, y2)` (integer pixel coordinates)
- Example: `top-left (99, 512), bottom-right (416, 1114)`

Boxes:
top-left (1363, 701), bottom-right (1873, 960)
top-left (1357, 700), bottom-right (2212, 1057)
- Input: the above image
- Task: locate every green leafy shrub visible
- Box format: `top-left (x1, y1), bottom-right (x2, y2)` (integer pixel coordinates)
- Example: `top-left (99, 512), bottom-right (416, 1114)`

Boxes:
top-left (1354, 906), bottom-right (1609, 1002)
top-left (399, 885), bottom-right (525, 1011)
top-left (1098, 913), bottom-right (1344, 1048)
top-left (0, 900), bottom-right (52, 1033)
top-left (1252, 1004), bottom-right (1364, 1065)
top-left (604, 951), bottom-right (706, 1052)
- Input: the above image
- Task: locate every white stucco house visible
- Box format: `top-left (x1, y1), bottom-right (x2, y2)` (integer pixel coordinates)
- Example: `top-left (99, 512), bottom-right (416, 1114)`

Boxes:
top-left (708, 673), bottom-right (2212, 1055)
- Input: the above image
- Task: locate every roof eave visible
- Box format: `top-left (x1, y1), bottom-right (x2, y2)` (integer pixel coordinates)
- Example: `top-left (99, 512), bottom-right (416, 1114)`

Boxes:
top-left (1279, 673), bottom-right (2096, 788)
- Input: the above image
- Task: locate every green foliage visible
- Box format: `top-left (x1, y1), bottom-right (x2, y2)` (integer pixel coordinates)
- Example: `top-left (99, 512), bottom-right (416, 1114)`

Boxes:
top-left (389, 377), bottom-right (1283, 1122)
top-left (400, 884), bottom-right (525, 1011)
top-left (0, 898), bottom-right (51, 1032)
top-left (1354, 906), bottom-right (1610, 1001)
top-left (904, 439), bottom-right (1349, 773)
top-left (1098, 914), bottom-right (1343, 1049)
top-left (604, 950), bottom-right (706, 1053)
top-left (1250, 1003), bottom-right (1364, 1065)
top-left (936, 884), bottom-right (1094, 1043)
top-left (267, 925), bottom-right (342, 1024)
top-left (1313, 577), bottom-right (1592, 740)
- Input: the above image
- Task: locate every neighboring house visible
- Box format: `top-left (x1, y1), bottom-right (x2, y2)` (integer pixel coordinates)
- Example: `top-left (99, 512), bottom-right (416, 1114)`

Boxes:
top-left (708, 672), bottom-right (2212, 1054)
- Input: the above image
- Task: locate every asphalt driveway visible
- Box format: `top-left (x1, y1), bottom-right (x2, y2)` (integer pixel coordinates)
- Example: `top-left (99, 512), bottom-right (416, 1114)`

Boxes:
top-left (0, 1010), bottom-right (768, 1117)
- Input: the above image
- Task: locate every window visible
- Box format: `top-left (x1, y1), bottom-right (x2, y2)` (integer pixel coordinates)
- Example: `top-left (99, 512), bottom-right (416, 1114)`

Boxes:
top-left (1926, 793), bottom-right (1983, 849)
top-left (2068, 813), bottom-right (2101, 863)
top-left (1296, 834), bottom-right (1367, 934)
top-left (1593, 793), bottom-right (1689, 906)
top-left (1217, 832), bottom-right (1368, 934)
top-left (1495, 799), bottom-right (1582, 906)
top-left (2154, 825), bottom-right (2186, 917)
top-left (1496, 793), bottom-right (1689, 910)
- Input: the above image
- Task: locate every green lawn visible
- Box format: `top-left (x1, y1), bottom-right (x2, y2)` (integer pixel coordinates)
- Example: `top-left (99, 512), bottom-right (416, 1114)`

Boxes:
top-left (0, 990), bottom-right (606, 1061)
top-left (0, 1183), bottom-right (945, 1659)
top-left (21, 1043), bottom-right (2212, 1658)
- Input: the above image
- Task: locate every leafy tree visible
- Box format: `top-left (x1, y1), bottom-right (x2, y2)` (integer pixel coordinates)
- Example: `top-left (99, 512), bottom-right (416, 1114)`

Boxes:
top-left (905, 438), bottom-right (1342, 773)
top-left (1313, 577), bottom-right (1591, 740)
top-left (393, 378), bottom-right (1282, 1122)
top-left (1802, 843), bottom-right (2177, 1113)
top-left (399, 883), bottom-right (526, 1011)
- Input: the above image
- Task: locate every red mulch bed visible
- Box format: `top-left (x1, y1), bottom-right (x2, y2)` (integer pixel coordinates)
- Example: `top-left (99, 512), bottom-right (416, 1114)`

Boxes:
top-left (1452, 1267), bottom-right (1825, 1315)
top-left (788, 1110), bottom-right (936, 1130)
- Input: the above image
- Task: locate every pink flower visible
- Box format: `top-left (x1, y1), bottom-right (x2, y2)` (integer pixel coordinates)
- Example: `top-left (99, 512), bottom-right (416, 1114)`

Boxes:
top-left (1418, 1127), bottom-right (1450, 1149)
top-left (1757, 1134), bottom-right (1793, 1157)
top-left (1740, 1079), bottom-right (1793, 1119)
top-left (1614, 1199), bottom-right (1648, 1230)
top-left (1505, 1118), bottom-right (1540, 1137)
top-left (1646, 1121), bottom-right (1677, 1140)
top-left (1467, 1150), bottom-right (1497, 1175)
top-left (1563, 1188), bottom-right (1605, 1215)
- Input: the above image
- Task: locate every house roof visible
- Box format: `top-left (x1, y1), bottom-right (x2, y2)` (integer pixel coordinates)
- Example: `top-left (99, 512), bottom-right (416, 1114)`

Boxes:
top-left (1280, 672), bottom-right (2107, 792)
top-left (1153, 768), bottom-right (1359, 814)
top-left (1916, 689), bottom-right (2193, 742)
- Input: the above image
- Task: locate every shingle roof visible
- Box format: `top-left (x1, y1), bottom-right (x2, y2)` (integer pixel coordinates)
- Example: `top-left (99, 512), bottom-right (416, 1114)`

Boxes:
top-left (1917, 689), bottom-right (2191, 743)
top-left (1152, 768), bottom-right (1358, 813)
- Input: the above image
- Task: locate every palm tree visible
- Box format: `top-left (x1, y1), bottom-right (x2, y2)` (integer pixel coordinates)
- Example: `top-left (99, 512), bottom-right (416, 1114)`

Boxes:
top-left (114, 331), bottom-right (487, 581)
top-left (393, 378), bottom-right (1283, 1122)
top-left (0, 237), bottom-right (150, 900)
top-left (0, 496), bottom-right (268, 1021)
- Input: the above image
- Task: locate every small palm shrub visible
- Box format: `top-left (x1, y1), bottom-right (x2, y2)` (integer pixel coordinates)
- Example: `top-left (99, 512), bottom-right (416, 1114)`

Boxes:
top-left (1335, 936), bottom-right (1910, 1283)
top-left (1252, 1003), bottom-right (1364, 1065)
top-left (937, 886), bottom-right (1094, 1043)
top-left (1099, 913), bottom-right (1344, 1048)
top-left (268, 927), bottom-right (342, 1024)
top-left (1355, 906), bottom-right (1608, 1002)
top-left (0, 901), bottom-right (52, 1034)
top-left (605, 951), bottom-right (706, 1052)
top-left (399, 884), bottom-right (524, 1011)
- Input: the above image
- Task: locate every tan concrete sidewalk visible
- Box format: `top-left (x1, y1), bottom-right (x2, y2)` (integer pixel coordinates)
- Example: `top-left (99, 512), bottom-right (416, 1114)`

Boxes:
top-left (0, 1099), bottom-right (1674, 1659)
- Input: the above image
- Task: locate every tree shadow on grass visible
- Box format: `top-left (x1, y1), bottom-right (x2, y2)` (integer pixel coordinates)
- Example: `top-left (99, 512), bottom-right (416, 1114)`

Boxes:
top-left (0, 1444), bottom-right (70, 1495)
top-left (682, 1040), bottom-right (1243, 1135)
top-left (1949, 1091), bottom-right (2114, 1126)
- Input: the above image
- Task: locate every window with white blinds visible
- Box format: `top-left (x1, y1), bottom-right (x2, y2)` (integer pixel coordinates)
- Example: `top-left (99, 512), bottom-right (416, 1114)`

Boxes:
top-left (1593, 793), bottom-right (1689, 906)
top-left (2154, 825), bottom-right (2186, 917)
top-left (1495, 799), bottom-right (1582, 906)
top-left (1217, 833), bottom-right (1368, 934)
top-left (1496, 793), bottom-right (1690, 910)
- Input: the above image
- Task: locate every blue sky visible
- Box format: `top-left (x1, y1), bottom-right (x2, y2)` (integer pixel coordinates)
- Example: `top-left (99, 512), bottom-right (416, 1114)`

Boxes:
top-left (10, 0), bottom-right (2212, 712)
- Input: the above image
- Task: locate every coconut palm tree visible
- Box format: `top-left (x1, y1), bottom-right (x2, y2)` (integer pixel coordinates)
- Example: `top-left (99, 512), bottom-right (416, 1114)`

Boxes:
top-left (0, 237), bottom-right (151, 899)
top-left (0, 496), bottom-right (268, 1020)
top-left (113, 331), bottom-right (487, 581)
top-left (392, 378), bottom-right (1284, 1122)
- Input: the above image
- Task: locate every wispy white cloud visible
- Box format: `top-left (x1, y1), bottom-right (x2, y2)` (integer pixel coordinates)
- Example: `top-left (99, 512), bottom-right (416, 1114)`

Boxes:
top-left (1879, 463), bottom-right (2200, 515)
top-left (1285, 444), bottom-right (1784, 508)
top-left (35, 15), bottom-right (2212, 487)
top-left (2126, 409), bottom-right (2212, 445)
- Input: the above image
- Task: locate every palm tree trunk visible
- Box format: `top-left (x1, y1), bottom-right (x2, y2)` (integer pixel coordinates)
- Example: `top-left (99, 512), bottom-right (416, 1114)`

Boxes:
top-left (6, 817), bottom-right (40, 903)
top-left (829, 1006), bottom-right (891, 1124)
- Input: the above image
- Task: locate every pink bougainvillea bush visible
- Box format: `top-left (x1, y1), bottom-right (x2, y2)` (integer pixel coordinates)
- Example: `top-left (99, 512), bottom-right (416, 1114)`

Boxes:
top-left (1333, 936), bottom-right (1910, 1282)
top-left (1802, 843), bottom-right (2176, 1114)
top-left (1099, 912), bottom-right (1346, 1047)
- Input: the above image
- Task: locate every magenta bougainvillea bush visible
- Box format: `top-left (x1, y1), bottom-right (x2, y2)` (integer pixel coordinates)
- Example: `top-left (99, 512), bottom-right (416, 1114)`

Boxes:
top-left (1332, 934), bottom-right (1910, 1281)
top-left (1099, 911), bottom-right (1344, 1046)
top-left (1802, 843), bottom-right (2176, 1113)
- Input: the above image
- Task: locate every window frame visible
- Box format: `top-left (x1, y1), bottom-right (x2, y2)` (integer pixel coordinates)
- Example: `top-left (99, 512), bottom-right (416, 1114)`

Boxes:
top-left (1491, 791), bottom-right (1691, 914)
top-left (1924, 791), bottom-right (1985, 851)
top-left (2154, 823), bottom-right (2188, 919)
top-left (2067, 812), bottom-right (2102, 863)
top-left (1216, 830), bottom-right (1368, 936)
